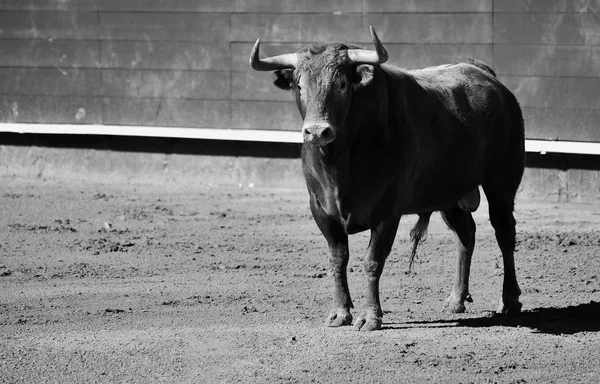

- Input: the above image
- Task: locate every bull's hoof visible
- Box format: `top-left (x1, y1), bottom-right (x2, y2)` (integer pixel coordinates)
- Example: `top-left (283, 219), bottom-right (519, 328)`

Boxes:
top-left (324, 308), bottom-right (353, 327)
top-left (496, 298), bottom-right (522, 315)
top-left (442, 299), bottom-right (466, 314)
top-left (442, 294), bottom-right (471, 313)
top-left (352, 312), bottom-right (382, 331)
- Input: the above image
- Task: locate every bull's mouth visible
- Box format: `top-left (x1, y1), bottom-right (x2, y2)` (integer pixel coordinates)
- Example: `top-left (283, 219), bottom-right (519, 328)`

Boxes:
top-left (303, 134), bottom-right (335, 147)
top-left (302, 140), bottom-right (334, 156)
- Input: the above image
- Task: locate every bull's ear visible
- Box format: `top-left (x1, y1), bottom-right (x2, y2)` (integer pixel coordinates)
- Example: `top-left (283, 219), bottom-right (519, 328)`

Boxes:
top-left (353, 64), bottom-right (375, 88)
top-left (274, 69), bottom-right (295, 90)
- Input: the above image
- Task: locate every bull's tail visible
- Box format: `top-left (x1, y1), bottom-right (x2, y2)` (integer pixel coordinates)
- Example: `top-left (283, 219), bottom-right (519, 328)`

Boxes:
top-left (407, 212), bottom-right (432, 273)
top-left (466, 58), bottom-right (497, 78)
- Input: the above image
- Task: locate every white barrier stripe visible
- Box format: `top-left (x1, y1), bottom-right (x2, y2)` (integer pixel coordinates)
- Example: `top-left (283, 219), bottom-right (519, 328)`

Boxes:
top-left (0, 123), bottom-right (303, 143)
top-left (524, 140), bottom-right (600, 156)
top-left (1, 123), bottom-right (599, 155)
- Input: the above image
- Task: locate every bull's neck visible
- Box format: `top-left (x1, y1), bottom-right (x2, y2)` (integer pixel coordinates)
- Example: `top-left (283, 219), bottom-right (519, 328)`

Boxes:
top-left (301, 142), bottom-right (350, 189)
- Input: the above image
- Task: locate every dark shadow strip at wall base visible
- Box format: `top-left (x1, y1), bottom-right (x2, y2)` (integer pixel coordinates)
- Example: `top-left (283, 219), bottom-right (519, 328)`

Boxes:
top-left (0, 132), bottom-right (302, 160)
top-left (525, 152), bottom-right (600, 171)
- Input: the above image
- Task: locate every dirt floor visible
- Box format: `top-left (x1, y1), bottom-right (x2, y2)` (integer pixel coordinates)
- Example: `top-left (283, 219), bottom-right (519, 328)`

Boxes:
top-left (1, 177), bottom-right (599, 383)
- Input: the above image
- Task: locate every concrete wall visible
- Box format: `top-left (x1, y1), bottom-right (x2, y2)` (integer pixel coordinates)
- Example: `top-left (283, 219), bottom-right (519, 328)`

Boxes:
top-left (0, 1), bottom-right (599, 142)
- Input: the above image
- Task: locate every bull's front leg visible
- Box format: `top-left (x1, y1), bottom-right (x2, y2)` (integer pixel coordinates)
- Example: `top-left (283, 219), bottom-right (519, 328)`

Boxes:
top-left (324, 240), bottom-right (353, 327)
top-left (353, 217), bottom-right (401, 331)
top-left (309, 196), bottom-right (353, 327)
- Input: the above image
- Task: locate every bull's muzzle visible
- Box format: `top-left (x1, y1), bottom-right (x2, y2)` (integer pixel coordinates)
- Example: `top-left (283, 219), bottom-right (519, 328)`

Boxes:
top-left (302, 124), bottom-right (336, 146)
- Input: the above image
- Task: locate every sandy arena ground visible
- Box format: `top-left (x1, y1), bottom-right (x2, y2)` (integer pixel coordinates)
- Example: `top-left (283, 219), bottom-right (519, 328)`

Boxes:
top-left (1, 177), bottom-right (599, 383)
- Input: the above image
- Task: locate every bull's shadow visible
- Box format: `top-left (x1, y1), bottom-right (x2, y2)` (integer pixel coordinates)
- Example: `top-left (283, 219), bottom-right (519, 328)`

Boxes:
top-left (385, 301), bottom-right (600, 335)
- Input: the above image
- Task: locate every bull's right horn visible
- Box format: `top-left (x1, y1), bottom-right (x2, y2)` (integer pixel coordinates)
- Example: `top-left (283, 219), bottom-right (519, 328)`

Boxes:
top-left (347, 26), bottom-right (388, 65)
top-left (249, 39), bottom-right (298, 71)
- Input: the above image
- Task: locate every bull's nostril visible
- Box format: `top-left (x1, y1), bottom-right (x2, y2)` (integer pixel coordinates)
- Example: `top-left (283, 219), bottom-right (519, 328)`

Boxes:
top-left (303, 125), bottom-right (335, 143)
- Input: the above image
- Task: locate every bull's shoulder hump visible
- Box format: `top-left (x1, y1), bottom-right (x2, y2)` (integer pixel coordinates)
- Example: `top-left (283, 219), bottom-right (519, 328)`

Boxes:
top-left (409, 62), bottom-right (484, 77)
top-left (409, 63), bottom-right (457, 74)
top-left (409, 62), bottom-right (496, 87)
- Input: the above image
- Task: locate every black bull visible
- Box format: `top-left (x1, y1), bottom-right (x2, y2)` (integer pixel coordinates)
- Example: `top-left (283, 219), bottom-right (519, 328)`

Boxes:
top-left (250, 27), bottom-right (525, 331)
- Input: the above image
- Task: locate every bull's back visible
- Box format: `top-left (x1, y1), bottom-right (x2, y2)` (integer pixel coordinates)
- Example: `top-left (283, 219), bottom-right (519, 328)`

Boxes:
top-left (410, 62), bottom-right (505, 124)
top-left (396, 63), bottom-right (523, 211)
top-left (409, 61), bottom-right (520, 156)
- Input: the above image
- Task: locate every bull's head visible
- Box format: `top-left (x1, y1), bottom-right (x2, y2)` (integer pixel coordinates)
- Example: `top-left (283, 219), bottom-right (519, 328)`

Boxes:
top-left (249, 26), bottom-right (388, 146)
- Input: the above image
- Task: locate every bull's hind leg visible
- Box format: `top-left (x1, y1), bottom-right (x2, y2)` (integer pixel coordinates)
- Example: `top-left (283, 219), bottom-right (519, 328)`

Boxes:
top-left (482, 183), bottom-right (522, 314)
top-left (309, 196), bottom-right (353, 327)
top-left (353, 217), bottom-right (401, 331)
top-left (441, 205), bottom-right (476, 313)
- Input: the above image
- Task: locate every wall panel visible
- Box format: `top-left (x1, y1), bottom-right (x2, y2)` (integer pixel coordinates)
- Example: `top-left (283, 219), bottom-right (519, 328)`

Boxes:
top-left (0, 11), bottom-right (99, 39)
top-left (0, 95), bottom-right (102, 124)
top-left (230, 0), bottom-right (361, 13)
top-left (101, 70), bottom-right (229, 100)
top-left (363, 0), bottom-right (492, 12)
top-left (0, 0), bottom-right (232, 12)
top-left (230, 101), bottom-right (301, 131)
top-left (0, 40), bottom-right (100, 68)
top-left (494, 13), bottom-right (600, 45)
top-left (100, 41), bottom-right (230, 71)
top-left (98, 12), bottom-right (229, 42)
top-left (102, 99), bottom-right (230, 128)
top-left (494, 45), bottom-right (600, 77)
top-left (495, 0), bottom-right (600, 13)
top-left (0, 68), bottom-right (101, 96)
top-left (230, 14), bottom-right (366, 43)
top-left (501, 76), bottom-right (600, 110)
top-left (365, 13), bottom-right (492, 43)
top-left (522, 107), bottom-right (600, 142)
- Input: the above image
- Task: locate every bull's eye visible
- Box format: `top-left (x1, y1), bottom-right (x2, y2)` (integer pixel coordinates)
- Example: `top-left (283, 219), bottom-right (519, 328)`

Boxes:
top-left (339, 80), bottom-right (348, 92)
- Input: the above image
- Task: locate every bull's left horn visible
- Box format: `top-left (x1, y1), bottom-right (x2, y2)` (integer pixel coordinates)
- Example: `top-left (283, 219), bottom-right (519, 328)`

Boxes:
top-left (249, 39), bottom-right (298, 71)
top-left (347, 26), bottom-right (388, 65)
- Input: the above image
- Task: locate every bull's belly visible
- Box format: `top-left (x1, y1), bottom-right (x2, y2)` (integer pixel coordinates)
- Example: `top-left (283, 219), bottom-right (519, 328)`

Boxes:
top-left (336, 187), bottom-right (478, 233)
top-left (399, 177), bottom-right (482, 214)
top-left (323, 197), bottom-right (377, 234)
top-left (343, 215), bottom-right (371, 234)
top-left (317, 183), bottom-right (478, 235)
top-left (400, 197), bottom-right (470, 214)
top-left (309, 160), bottom-right (485, 233)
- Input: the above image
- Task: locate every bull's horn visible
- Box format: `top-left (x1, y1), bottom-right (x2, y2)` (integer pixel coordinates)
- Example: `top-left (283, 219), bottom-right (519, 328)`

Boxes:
top-left (249, 39), bottom-right (298, 71)
top-left (347, 26), bottom-right (388, 65)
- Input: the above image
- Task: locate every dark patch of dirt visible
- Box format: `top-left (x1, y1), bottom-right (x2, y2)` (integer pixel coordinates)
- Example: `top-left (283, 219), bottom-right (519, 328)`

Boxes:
top-left (71, 237), bottom-right (136, 255)
top-left (8, 222), bottom-right (78, 234)
top-left (517, 231), bottom-right (600, 251)
top-left (51, 261), bottom-right (141, 279)
top-left (1, 178), bottom-right (599, 383)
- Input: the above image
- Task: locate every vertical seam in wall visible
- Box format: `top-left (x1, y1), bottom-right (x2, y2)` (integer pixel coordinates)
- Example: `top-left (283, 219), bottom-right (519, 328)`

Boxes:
top-left (361, 0), bottom-right (365, 29)
top-left (360, 0), bottom-right (362, 28)
top-left (97, 10), bottom-right (104, 125)
top-left (228, 11), bottom-right (233, 130)
top-left (491, 0), bottom-right (495, 69)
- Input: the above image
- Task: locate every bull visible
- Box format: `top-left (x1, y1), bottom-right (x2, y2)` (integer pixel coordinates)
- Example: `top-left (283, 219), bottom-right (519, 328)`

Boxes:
top-left (249, 26), bottom-right (525, 331)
